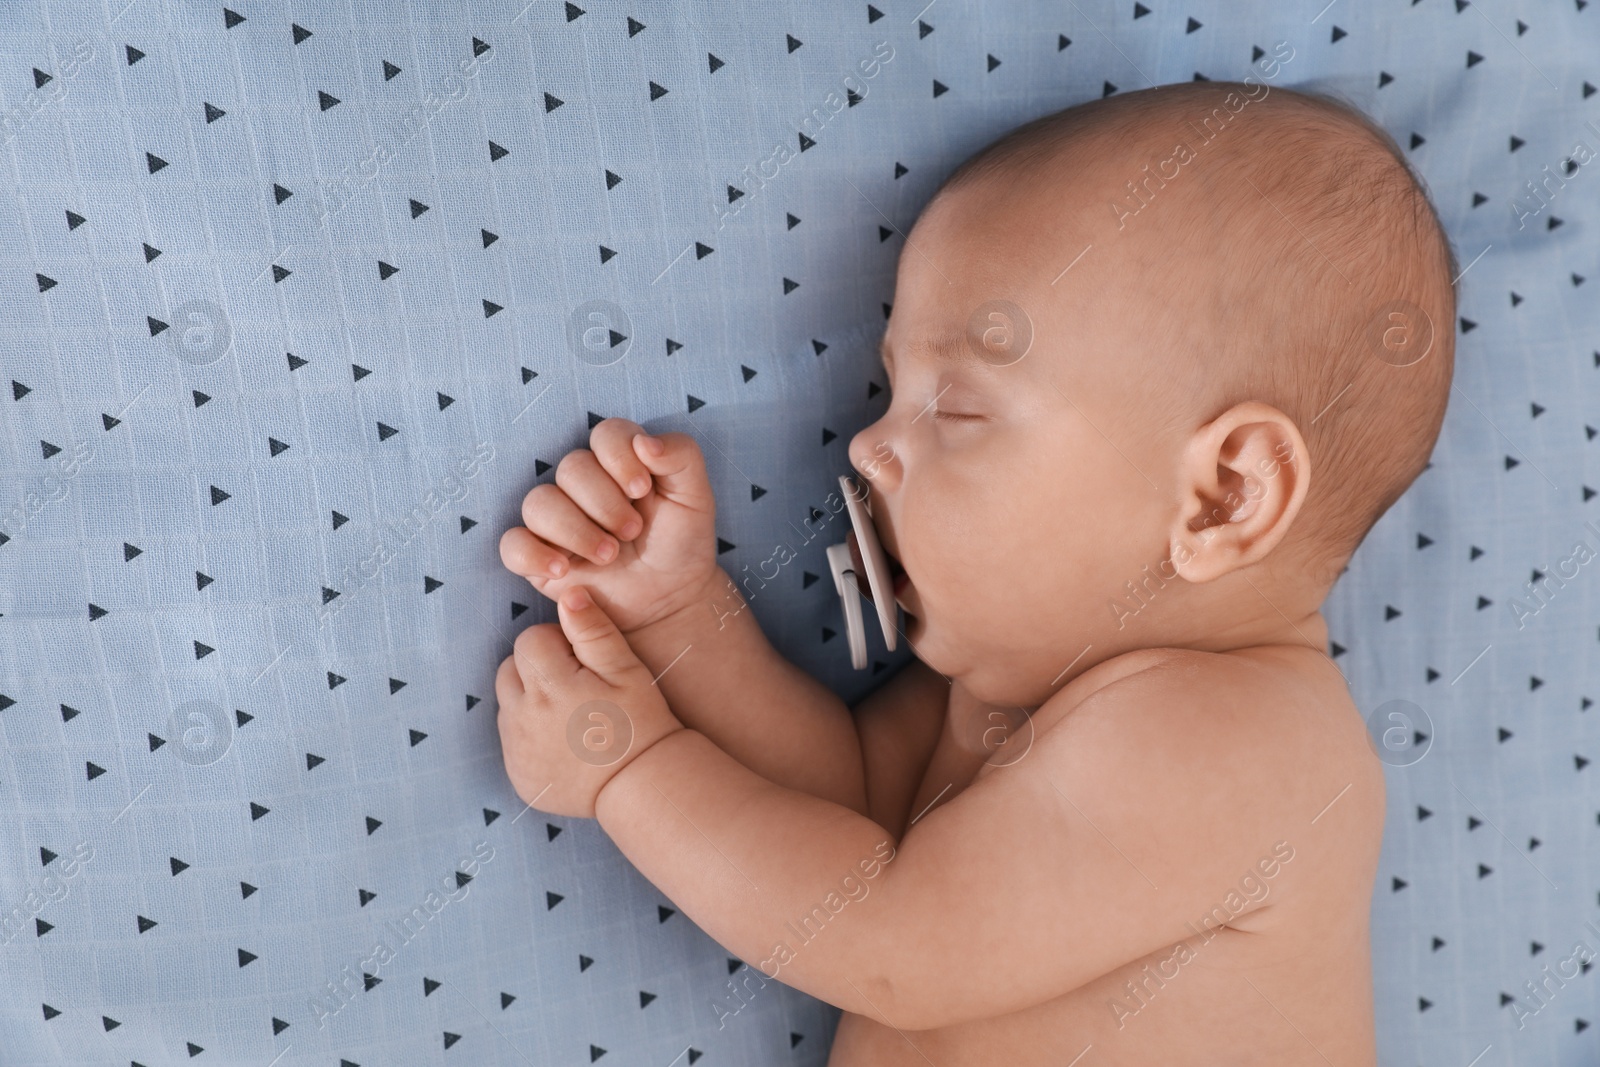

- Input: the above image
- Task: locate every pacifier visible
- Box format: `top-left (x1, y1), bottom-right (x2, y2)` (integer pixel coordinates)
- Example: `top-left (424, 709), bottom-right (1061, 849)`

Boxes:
top-left (826, 474), bottom-right (904, 669)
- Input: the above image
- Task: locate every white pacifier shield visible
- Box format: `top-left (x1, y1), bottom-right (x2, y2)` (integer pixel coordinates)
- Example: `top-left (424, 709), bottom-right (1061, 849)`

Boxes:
top-left (838, 475), bottom-right (898, 652)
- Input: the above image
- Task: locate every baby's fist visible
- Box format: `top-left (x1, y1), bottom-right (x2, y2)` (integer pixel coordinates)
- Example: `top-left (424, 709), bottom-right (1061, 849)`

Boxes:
top-left (495, 587), bottom-right (684, 819)
top-left (499, 418), bottom-right (718, 634)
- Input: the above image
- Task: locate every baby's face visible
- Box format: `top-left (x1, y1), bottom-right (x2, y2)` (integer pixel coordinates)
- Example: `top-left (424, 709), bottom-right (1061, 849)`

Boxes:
top-left (848, 178), bottom-right (1184, 706)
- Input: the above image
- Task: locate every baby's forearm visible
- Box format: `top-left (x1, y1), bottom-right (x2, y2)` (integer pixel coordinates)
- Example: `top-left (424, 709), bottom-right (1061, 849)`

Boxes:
top-left (594, 728), bottom-right (899, 1021)
top-left (623, 568), bottom-right (869, 817)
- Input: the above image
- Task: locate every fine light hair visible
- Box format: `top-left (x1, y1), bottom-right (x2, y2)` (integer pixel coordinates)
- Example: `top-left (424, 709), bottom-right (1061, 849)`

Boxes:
top-left (935, 80), bottom-right (1459, 588)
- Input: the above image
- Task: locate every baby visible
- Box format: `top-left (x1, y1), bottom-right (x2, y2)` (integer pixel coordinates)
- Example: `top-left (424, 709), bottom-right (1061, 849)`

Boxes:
top-left (494, 76), bottom-right (1457, 1065)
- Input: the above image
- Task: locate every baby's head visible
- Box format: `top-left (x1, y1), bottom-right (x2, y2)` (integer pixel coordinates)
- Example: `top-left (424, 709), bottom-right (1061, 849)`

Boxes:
top-left (848, 79), bottom-right (1457, 706)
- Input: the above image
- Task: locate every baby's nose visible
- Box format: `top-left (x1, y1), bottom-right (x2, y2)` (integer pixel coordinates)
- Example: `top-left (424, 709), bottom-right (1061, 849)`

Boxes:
top-left (847, 424), bottom-right (899, 487)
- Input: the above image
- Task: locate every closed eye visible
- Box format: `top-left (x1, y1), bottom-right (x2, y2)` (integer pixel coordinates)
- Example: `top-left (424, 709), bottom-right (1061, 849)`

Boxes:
top-left (932, 410), bottom-right (983, 422)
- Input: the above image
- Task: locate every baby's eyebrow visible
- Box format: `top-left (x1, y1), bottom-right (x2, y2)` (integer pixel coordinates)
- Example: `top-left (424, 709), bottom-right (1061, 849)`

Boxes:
top-left (879, 331), bottom-right (981, 371)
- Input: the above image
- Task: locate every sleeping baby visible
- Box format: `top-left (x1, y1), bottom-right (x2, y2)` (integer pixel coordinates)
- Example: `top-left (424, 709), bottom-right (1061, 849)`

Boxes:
top-left (493, 76), bottom-right (1457, 1064)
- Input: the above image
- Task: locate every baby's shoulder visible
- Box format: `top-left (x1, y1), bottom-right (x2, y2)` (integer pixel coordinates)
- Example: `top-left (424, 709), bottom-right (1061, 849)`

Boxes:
top-left (1034, 643), bottom-right (1384, 862)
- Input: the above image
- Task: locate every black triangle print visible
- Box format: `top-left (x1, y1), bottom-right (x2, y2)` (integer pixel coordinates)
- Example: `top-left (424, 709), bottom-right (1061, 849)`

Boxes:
top-left (223, 8), bottom-right (245, 28)
top-left (628, 17), bottom-right (646, 36)
top-left (293, 23), bottom-right (313, 44)
top-left (125, 46), bottom-right (145, 66)
top-left (708, 53), bottom-right (724, 73)
top-left (318, 90), bottom-right (340, 111)
top-left (649, 81), bottom-right (669, 101)
top-left (383, 60), bottom-right (402, 80)
top-left (204, 102), bottom-right (226, 122)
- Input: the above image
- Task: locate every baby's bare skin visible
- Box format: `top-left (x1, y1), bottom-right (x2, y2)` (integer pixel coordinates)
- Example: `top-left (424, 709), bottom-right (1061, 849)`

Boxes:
top-left (496, 79), bottom-right (1446, 1063)
top-left (831, 639), bottom-right (1384, 1065)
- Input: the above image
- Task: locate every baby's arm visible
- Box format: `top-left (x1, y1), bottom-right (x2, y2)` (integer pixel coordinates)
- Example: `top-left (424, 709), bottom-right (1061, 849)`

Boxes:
top-left (594, 648), bottom-right (1375, 1031)
top-left (621, 567), bottom-right (870, 817)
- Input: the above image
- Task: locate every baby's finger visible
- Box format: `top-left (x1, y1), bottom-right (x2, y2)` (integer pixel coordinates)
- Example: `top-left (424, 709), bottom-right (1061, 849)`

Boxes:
top-left (630, 431), bottom-right (714, 515)
top-left (520, 483), bottom-right (622, 566)
top-left (499, 525), bottom-right (571, 580)
top-left (495, 653), bottom-right (525, 705)
top-left (589, 418), bottom-right (654, 500)
top-left (512, 622), bottom-right (577, 694)
top-left (555, 449), bottom-right (644, 541)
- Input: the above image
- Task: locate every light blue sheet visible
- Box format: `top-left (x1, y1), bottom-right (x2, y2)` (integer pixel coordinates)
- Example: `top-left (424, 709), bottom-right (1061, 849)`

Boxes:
top-left (2, 1), bottom-right (1597, 1063)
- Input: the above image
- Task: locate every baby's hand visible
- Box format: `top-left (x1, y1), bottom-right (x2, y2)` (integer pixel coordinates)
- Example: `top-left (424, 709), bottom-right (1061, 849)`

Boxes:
top-left (499, 417), bottom-right (717, 634)
top-left (495, 587), bottom-right (684, 819)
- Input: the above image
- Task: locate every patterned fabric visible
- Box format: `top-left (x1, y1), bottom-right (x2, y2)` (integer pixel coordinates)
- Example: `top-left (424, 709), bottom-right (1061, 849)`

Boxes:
top-left (1, 1), bottom-right (1596, 1063)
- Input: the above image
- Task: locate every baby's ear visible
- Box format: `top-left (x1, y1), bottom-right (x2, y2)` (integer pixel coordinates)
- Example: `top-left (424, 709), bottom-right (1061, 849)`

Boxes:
top-left (1168, 402), bottom-right (1309, 583)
